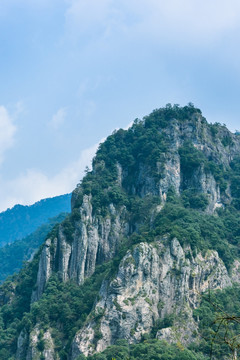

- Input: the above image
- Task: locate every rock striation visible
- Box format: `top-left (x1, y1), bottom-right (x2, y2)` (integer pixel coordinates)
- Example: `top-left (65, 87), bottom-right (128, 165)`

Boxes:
top-left (32, 196), bottom-right (129, 302)
top-left (71, 238), bottom-right (231, 358)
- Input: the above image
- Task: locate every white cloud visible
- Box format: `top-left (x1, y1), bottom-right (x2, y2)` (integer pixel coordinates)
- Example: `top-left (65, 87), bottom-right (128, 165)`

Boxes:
top-left (0, 142), bottom-right (98, 212)
top-left (0, 106), bottom-right (16, 164)
top-left (49, 107), bottom-right (67, 129)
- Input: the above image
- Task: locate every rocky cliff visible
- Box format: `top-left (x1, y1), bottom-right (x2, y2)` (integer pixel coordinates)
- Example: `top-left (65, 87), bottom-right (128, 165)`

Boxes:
top-left (31, 197), bottom-right (129, 302)
top-left (71, 238), bottom-right (232, 358)
top-left (2, 104), bottom-right (240, 360)
top-left (32, 107), bottom-right (240, 304)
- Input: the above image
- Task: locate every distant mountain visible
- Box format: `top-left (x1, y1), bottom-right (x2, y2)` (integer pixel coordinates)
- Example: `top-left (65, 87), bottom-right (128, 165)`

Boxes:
top-left (0, 193), bottom-right (71, 247)
top-left (0, 212), bottom-right (68, 283)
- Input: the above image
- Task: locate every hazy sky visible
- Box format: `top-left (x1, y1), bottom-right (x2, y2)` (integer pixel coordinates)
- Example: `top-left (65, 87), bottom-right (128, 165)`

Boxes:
top-left (0, 0), bottom-right (240, 211)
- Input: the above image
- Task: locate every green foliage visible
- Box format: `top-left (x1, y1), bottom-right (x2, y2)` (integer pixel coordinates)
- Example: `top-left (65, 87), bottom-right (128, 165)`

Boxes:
top-left (74, 104), bottom-right (202, 213)
top-left (179, 140), bottom-right (230, 194)
top-left (221, 134), bottom-right (233, 147)
top-left (62, 216), bottom-right (75, 244)
top-left (76, 163), bottom-right (126, 215)
top-left (230, 156), bottom-right (240, 203)
top-left (86, 339), bottom-right (205, 360)
top-left (37, 330), bottom-right (45, 352)
top-left (153, 199), bottom-right (240, 270)
top-left (0, 258), bottom-right (112, 359)
top-left (151, 314), bottom-right (175, 337)
top-left (179, 141), bottom-right (205, 176)
top-left (128, 195), bottom-right (161, 226)
top-left (0, 252), bottom-right (40, 358)
top-left (33, 264), bottom-right (111, 355)
top-left (192, 285), bottom-right (240, 358)
top-left (181, 190), bottom-right (208, 210)
top-left (95, 120), bottom-right (169, 172)
top-left (209, 123), bottom-right (219, 139)
top-left (204, 161), bottom-right (229, 193)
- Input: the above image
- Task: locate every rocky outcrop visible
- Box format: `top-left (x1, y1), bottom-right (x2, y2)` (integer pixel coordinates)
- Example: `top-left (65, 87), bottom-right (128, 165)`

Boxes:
top-left (31, 239), bottom-right (52, 302)
top-left (153, 154), bottom-right (181, 204)
top-left (16, 325), bottom-right (56, 360)
top-left (231, 260), bottom-right (240, 283)
top-left (32, 196), bottom-right (129, 302)
top-left (16, 328), bottom-right (29, 360)
top-left (71, 238), bottom-right (231, 358)
top-left (108, 115), bottom-right (240, 210)
top-left (69, 197), bottom-right (128, 280)
top-left (191, 166), bottom-right (224, 213)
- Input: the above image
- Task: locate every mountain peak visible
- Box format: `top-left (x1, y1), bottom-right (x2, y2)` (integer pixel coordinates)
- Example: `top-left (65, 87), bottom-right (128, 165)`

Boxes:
top-left (72, 104), bottom-right (239, 215)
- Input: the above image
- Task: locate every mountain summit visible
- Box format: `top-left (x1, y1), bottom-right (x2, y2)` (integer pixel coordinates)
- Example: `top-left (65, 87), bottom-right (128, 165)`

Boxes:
top-left (1, 104), bottom-right (240, 360)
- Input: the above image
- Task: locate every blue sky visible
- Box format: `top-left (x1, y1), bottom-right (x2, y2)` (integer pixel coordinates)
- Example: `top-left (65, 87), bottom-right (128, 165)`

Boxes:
top-left (0, 0), bottom-right (240, 211)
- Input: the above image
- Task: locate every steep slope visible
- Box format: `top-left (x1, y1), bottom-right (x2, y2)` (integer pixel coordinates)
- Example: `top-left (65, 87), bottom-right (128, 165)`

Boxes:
top-left (1, 104), bottom-right (240, 360)
top-left (71, 239), bottom-right (231, 357)
top-left (0, 193), bottom-right (71, 247)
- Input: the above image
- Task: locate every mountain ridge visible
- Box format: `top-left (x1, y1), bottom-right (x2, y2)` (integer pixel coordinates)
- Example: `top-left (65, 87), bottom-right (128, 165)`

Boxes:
top-left (0, 193), bottom-right (71, 247)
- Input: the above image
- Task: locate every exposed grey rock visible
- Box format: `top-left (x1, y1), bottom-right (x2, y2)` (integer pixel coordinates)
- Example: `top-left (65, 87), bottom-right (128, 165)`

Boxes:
top-left (158, 155), bottom-right (181, 202)
top-left (31, 239), bottom-right (52, 303)
top-left (116, 162), bottom-right (123, 186)
top-left (26, 325), bottom-right (56, 360)
top-left (32, 196), bottom-right (129, 301)
top-left (71, 239), bottom-right (231, 357)
top-left (231, 260), bottom-right (240, 284)
top-left (114, 116), bottom-right (240, 210)
top-left (16, 328), bottom-right (29, 360)
top-left (67, 197), bottom-right (129, 285)
top-left (57, 225), bottom-right (72, 282)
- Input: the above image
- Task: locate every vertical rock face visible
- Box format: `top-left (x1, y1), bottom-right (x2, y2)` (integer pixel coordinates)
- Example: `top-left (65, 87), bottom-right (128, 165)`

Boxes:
top-left (64, 198), bottom-right (128, 285)
top-left (32, 196), bottom-right (129, 301)
top-left (25, 326), bottom-right (55, 360)
top-left (71, 238), bottom-right (231, 358)
top-left (16, 329), bottom-right (29, 360)
top-left (31, 239), bottom-right (52, 302)
top-left (105, 115), bottom-right (240, 210)
top-left (197, 168), bottom-right (222, 213)
top-left (184, 166), bottom-right (224, 214)
top-left (158, 155), bottom-right (181, 201)
top-left (17, 325), bottom-right (56, 360)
